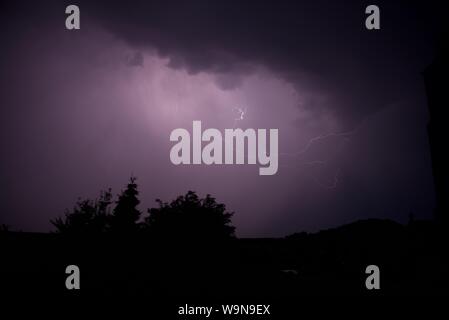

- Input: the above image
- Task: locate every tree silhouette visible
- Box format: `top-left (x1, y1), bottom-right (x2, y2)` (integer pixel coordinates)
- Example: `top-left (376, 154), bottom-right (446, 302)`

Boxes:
top-left (109, 176), bottom-right (142, 233)
top-left (51, 178), bottom-right (236, 239)
top-left (145, 191), bottom-right (235, 240)
top-left (51, 189), bottom-right (113, 234)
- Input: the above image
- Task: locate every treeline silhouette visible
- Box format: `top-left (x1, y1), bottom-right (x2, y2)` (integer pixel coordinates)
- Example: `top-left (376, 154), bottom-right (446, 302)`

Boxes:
top-left (51, 176), bottom-right (235, 240)
top-left (1, 176), bottom-right (447, 300)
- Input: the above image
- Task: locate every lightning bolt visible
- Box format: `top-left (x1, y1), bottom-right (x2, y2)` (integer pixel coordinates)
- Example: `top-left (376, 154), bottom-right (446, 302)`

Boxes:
top-left (305, 162), bottom-right (341, 189)
top-left (233, 106), bottom-right (247, 128)
top-left (281, 128), bottom-right (357, 189)
top-left (280, 130), bottom-right (356, 158)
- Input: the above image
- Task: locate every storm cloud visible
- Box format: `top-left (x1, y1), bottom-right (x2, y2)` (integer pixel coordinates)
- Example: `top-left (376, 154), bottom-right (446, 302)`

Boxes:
top-left (0, 0), bottom-right (445, 236)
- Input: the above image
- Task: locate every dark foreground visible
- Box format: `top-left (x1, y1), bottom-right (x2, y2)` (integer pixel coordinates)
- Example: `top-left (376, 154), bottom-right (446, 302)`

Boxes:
top-left (1, 219), bottom-right (447, 300)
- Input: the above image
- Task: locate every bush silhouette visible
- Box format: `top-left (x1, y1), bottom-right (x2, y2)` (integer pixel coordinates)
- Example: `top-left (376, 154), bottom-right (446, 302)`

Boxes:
top-left (52, 177), bottom-right (144, 235)
top-left (51, 189), bottom-right (113, 234)
top-left (145, 191), bottom-right (235, 240)
top-left (51, 178), bottom-right (236, 239)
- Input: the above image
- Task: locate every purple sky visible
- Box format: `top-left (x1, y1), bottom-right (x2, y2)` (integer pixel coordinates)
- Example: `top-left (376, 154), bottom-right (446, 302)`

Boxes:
top-left (0, 0), bottom-right (445, 236)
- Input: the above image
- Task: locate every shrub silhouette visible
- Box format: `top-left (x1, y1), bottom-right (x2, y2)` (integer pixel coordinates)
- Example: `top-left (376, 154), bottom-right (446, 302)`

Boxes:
top-left (145, 191), bottom-right (235, 240)
top-left (51, 178), bottom-right (236, 239)
top-left (51, 189), bottom-right (113, 234)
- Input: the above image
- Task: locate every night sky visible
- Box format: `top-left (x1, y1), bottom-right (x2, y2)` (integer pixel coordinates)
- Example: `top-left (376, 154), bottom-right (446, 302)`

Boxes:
top-left (0, 0), bottom-right (446, 236)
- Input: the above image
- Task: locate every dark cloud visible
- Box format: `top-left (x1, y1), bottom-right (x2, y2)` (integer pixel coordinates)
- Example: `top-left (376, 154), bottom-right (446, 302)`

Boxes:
top-left (78, 0), bottom-right (447, 126)
top-left (0, 0), bottom-right (445, 236)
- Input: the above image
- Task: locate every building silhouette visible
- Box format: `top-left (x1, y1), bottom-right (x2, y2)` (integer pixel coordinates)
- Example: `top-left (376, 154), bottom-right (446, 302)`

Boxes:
top-left (423, 33), bottom-right (449, 226)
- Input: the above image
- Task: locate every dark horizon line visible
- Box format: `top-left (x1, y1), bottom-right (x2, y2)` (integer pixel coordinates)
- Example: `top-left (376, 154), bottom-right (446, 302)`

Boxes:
top-left (1, 216), bottom-right (435, 239)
